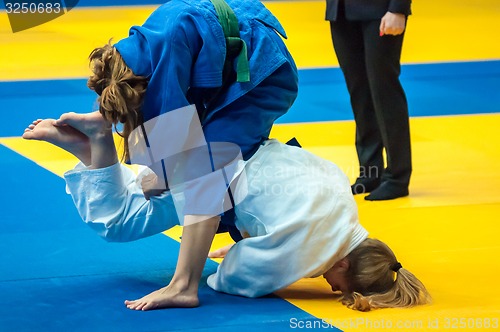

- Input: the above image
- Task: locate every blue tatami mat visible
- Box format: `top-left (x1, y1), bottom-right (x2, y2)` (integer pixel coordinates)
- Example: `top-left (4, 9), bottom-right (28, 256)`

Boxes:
top-left (0, 145), bottom-right (334, 332)
top-left (1, 61), bottom-right (499, 138)
top-left (279, 60), bottom-right (500, 124)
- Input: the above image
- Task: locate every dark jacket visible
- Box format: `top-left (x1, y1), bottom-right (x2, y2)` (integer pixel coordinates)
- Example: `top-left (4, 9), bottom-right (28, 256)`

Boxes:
top-left (326, 0), bottom-right (411, 21)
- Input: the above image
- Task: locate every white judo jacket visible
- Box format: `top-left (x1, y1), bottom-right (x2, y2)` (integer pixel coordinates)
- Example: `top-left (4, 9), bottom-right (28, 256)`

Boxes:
top-left (64, 140), bottom-right (368, 297)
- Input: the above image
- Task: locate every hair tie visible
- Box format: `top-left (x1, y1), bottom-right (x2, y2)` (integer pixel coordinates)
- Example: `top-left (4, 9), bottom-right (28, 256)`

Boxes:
top-left (391, 262), bottom-right (402, 272)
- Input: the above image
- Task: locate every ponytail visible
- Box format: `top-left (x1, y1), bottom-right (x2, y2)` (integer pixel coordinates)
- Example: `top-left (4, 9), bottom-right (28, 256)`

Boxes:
top-left (342, 238), bottom-right (431, 311)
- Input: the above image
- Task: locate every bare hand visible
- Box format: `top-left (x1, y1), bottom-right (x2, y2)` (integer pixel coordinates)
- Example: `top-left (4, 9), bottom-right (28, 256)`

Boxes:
top-left (379, 12), bottom-right (406, 36)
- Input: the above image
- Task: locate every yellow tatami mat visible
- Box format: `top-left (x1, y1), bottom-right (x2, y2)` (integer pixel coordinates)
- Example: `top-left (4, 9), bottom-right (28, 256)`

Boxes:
top-left (1, 0), bottom-right (500, 80)
top-left (2, 114), bottom-right (500, 330)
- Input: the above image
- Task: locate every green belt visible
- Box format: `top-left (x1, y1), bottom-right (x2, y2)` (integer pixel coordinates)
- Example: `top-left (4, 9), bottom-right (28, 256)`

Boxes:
top-left (210, 0), bottom-right (250, 83)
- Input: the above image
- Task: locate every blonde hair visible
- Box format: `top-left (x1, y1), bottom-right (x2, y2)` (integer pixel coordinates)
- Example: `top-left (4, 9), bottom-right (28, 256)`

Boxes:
top-left (87, 42), bottom-right (148, 161)
top-left (342, 238), bottom-right (431, 312)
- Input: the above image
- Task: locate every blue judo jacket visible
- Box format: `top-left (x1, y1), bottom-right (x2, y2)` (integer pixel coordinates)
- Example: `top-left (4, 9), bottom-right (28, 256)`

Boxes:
top-left (115, 0), bottom-right (299, 159)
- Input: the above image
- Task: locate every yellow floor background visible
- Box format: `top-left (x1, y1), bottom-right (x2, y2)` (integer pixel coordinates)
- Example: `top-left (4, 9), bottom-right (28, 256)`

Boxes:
top-left (1, 0), bottom-right (500, 80)
top-left (1, 1), bottom-right (500, 330)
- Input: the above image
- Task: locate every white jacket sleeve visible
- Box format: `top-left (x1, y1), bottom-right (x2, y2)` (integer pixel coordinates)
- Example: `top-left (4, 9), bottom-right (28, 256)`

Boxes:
top-left (206, 233), bottom-right (300, 298)
top-left (64, 162), bottom-right (179, 242)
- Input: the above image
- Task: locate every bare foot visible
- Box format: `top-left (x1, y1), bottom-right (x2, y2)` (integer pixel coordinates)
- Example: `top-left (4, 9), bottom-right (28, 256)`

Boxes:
top-left (56, 112), bottom-right (119, 169)
top-left (22, 119), bottom-right (91, 164)
top-left (124, 284), bottom-right (199, 311)
top-left (55, 111), bottom-right (112, 138)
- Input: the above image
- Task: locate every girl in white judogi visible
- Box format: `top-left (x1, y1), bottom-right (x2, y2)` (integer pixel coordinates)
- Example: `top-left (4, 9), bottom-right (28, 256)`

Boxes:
top-left (23, 112), bottom-right (430, 312)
